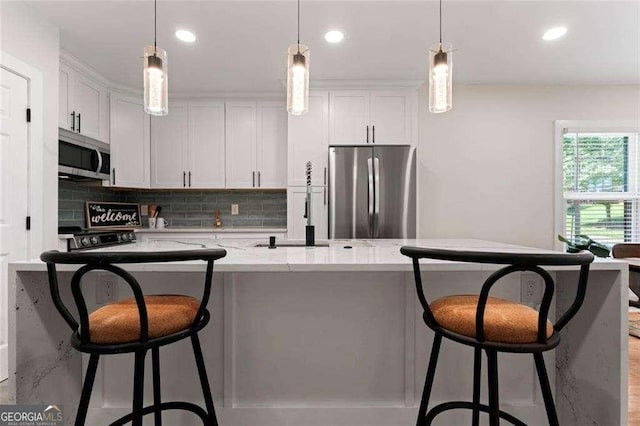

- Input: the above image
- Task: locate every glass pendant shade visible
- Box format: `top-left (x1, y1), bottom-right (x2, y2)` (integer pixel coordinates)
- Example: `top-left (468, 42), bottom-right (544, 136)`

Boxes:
top-left (144, 45), bottom-right (168, 116)
top-left (428, 43), bottom-right (452, 113)
top-left (287, 44), bottom-right (309, 116)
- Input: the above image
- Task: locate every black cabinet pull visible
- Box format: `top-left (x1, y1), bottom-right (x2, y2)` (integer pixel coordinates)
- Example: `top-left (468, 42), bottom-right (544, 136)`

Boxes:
top-left (71, 111), bottom-right (76, 131)
top-left (183, 171), bottom-right (186, 187)
top-left (188, 171), bottom-right (192, 187)
top-left (324, 167), bottom-right (327, 185)
top-left (252, 171), bottom-right (256, 187)
top-left (112, 168), bottom-right (116, 185)
top-left (77, 113), bottom-right (81, 133)
top-left (372, 125), bottom-right (375, 143)
top-left (258, 171), bottom-right (261, 187)
top-left (366, 125), bottom-right (369, 143)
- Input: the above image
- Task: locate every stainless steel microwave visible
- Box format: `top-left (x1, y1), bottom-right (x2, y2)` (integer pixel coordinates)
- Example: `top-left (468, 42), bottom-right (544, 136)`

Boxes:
top-left (58, 128), bottom-right (110, 180)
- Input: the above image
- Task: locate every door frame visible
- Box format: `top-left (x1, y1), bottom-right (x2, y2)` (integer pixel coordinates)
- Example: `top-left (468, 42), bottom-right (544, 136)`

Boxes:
top-left (0, 52), bottom-right (44, 382)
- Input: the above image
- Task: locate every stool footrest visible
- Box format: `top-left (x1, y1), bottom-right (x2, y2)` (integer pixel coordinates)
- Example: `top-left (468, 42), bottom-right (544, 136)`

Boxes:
top-left (424, 400), bottom-right (527, 426)
top-left (108, 401), bottom-right (210, 426)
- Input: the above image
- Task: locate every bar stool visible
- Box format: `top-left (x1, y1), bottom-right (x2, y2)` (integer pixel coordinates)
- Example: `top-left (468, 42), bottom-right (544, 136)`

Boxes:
top-left (40, 249), bottom-right (226, 426)
top-left (400, 247), bottom-right (594, 426)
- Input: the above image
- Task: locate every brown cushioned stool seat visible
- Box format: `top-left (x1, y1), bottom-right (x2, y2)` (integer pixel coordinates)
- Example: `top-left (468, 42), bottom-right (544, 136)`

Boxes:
top-left (430, 295), bottom-right (553, 344)
top-left (89, 295), bottom-right (200, 344)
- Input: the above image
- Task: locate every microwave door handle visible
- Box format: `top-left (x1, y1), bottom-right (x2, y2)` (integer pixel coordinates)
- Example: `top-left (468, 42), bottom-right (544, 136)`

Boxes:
top-left (367, 158), bottom-right (374, 237)
top-left (374, 157), bottom-right (380, 238)
top-left (95, 149), bottom-right (103, 175)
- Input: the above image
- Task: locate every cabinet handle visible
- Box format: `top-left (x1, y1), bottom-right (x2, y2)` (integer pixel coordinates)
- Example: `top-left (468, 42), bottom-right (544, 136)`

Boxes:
top-left (188, 171), bottom-right (192, 187)
top-left (71, 111), bottom-right (76, 131)
top-left (77, 113), bottom-right (81, 133)
top-left (258, 171), bottom-right (261, 187)
top-left (183, 171), bottom-right (186, 187)
top-left (324, 187), bottom-right (327, 206)
top-left (372, 125), bottom-right (375, 143)
top-left (112, 168), bottom-right (116, 185)
top-left (252, 171), bottom-right (256, 187)
top-left (366, 125), bottom-right (369, 143)
top-left (324, 167), bottom-right (327, 185)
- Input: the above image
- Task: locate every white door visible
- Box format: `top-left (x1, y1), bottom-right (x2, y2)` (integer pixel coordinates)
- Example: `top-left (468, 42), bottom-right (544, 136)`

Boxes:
top-left (225, 102), bottom-right (257, 188)
top-left (287, 187), bottom-right (328, 240)
top-left (74, 72), bottom-right (108, 142)
top-left (188, 102), bottom-right (225, 188)
top-left (109, 92), bottom-right (150, 188)
top-left (58, 63), bottom-right (74, 130)
top-left (151, 103), bottom-right (188, 188)
top-left (370, 91), bottom-right (412, 145)
top-left (257, 102), bottom-right (287, 188)
top-left (288, 91), bottom-right (329, 186)
top-left (0, 69), bottom-right (29, 380)
top-left (329, 90), bottom-right (370, 145)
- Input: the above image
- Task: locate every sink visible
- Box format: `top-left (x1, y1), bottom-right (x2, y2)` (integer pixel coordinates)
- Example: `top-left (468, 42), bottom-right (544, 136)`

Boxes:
top-left (252, 241), bottom-right (330, 248)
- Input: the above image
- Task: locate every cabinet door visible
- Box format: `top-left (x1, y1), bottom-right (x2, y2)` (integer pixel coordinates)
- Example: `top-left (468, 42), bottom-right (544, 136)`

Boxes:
top-left (256, 102), bottom-right (287, 188)
top-left (370, 90), bottom-right (412, 145)
top-left (59, 63), bottom-right (74, 130)
top-left (74, 72), bottom-right (109, 142)
top-left (287, 187), bottom-right (328, 240)
top-left (225, 102), bottom-right (257, 188)
top-left (188, 101), bottom-right (225, 188)
top-left (288, 91), bottom-right (329, 186)
top-left (151, 103), bottom-right (188, 188)
top-left (329, 90), bottom-right (370, 145)
top-left (109, 92), bottom-right (150, 188)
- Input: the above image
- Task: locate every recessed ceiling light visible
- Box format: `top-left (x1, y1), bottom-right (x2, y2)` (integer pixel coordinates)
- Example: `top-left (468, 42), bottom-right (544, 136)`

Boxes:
top-left (324, 30), bottom-right (344, 43)
top-left (175, 29), bottom-right (196, 43)
top-left (542, 26), bottom-right (567, 41)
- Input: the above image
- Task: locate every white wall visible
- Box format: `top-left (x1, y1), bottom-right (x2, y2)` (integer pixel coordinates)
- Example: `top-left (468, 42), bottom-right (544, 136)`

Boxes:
top-left (418, 84), bottom-right (640, 249)
top-left (1, 1), bottom-right (60, 253)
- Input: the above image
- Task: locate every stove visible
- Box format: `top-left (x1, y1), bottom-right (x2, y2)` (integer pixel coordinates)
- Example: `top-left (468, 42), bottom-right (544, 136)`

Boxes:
top-left (59, 227), bottom-right (137, 251)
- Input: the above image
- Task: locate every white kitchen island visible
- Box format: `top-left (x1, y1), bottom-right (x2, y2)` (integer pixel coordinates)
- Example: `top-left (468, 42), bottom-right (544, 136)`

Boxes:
top-left (8, 239), bottom-right (628, 425)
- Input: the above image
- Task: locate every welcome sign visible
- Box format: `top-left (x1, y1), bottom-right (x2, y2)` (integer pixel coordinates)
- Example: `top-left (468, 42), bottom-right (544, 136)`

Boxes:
top-left (86, 202), bottom-right (142, 229)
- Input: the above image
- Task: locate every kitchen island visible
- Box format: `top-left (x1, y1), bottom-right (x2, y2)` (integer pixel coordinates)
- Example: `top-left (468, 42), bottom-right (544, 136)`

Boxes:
top-left (8, 239), bottom-right (628, 425)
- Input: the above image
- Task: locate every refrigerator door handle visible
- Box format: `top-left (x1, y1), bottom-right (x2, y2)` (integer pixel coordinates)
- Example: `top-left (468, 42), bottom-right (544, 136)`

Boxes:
top-left (374, 157), bottom-right (380, 237)
top-left (367, 158), bottom-right (374, 236)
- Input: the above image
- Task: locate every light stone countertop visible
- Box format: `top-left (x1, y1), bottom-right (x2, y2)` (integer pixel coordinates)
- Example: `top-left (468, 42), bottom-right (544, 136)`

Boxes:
top-left (12, 238), bottom-right (626, 273)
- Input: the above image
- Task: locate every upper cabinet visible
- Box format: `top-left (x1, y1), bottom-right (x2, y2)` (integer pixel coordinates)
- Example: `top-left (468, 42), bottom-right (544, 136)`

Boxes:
top-left (225, 101), bottom-right (287, 189)
top-left (288, 91), bottom-right (329, 186)
top-left (329, 89), bottom-right (413, 145)
top-left (151, 101), bottom-right (226, 189)
top-left (109, 91), bottom-right (150, 188)
top-left (58, 61), bottom-right (109, 143)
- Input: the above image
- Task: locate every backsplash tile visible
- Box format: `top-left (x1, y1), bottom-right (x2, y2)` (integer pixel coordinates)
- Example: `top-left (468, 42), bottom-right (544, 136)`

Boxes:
top-left (58, 180), bottom-right (287, 230)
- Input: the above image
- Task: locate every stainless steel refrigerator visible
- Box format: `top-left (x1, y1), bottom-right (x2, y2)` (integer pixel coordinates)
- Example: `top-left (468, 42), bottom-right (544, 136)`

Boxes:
top-left (329, 145), bottom-right (416, 239)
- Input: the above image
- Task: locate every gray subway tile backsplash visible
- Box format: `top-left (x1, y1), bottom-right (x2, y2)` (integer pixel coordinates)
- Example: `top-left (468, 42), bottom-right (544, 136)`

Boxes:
top-left (58, 180), bottom-right (287, 229)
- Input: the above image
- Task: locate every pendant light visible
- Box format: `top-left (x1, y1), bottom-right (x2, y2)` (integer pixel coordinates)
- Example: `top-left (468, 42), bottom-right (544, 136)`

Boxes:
top-left (429, 0), bottom-right (452, 113)
top-left (144, 0), bottom-right (168, 116)
top-left (286, 0), bottom-right (309, 116)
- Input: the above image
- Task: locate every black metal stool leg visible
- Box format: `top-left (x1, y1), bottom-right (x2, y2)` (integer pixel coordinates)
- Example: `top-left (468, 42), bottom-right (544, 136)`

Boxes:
top-left (472, 347), bottom-right (482, 426)
top-left (534, 353), bottom-right (559, 426)
top-left (152, 347), bottom-right (162, 426)
top-left (191, 332), bottom-right (218, 426)
top-left (75, 354), bottom-right (100, 426)
top-left (132, 350), bottom-right (147, 426)
top-left (486, 350), bottom-right (500, 426)
top-left (416, 334), bottom-right (442, 426)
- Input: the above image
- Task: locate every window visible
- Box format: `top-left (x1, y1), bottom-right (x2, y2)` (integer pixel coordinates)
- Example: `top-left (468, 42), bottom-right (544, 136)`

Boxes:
top-left (562, 131), bottom-right (640, 245)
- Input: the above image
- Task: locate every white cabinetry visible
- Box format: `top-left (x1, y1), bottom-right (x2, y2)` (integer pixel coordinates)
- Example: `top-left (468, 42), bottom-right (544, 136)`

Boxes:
top-left (109, 92), bottom-right (150, 188)
top-left (288, 91), bottom-right (329, 186)
top-left (58, 61), bottom-right (109, 143)
top-left (329, 89), bottom-right (412, 145)
top-left (151, 103), bottom-right (188, 188)
top-left (225, 101), bottom-right (287, 189)
top-left (150, 102), bottom-right (226, 189)
top-left (287, 187), bottom-right (328, 240)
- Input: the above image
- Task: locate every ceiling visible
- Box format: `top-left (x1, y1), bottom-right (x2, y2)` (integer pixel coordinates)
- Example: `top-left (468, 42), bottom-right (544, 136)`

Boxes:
top-left (18, 0), bottom-right (640, 94)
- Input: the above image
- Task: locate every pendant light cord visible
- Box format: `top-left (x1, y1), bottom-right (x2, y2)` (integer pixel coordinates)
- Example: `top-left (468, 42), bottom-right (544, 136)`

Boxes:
top-left (439, 0), bottom-right (442, 44)
top-left (297, 0), bottom-right (301, 52)
top-left (154, 0), bottom-right (157, 51)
